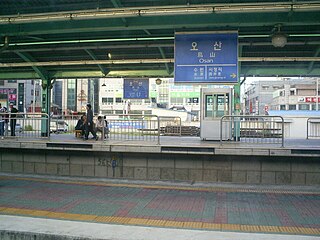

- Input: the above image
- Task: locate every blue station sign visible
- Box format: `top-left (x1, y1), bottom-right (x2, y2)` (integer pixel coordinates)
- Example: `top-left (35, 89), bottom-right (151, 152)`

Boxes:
top-left (174, 32), bottom-right (238, 84)
top-left (123, 78), bottom-right (149, 99)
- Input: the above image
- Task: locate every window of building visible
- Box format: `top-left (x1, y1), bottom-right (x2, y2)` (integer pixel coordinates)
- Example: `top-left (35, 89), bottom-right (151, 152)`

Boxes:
top-left (102, 97), bottom-right (113, 104)
top-left (67, 79), bottom-right (76, 111)
top-left (280, 105), bottom-right (286, 110)
top-left (290, 90), bottom-right (295, 96)
top-left (279, 91), bottom-right (284, 96)
top-left (288, 105), bottom-right (296, 110)
top-left (115, 98), bottom-right (122, 103)
top-left (144, 110), bottom-right (152, 115)
top-left (131, 110), bottom-right (142, 114)
top-left (298, 104), bottom-right (310, 110)
top-left (0, 80), bottom-right (4, 86)
top-left (101, 110), bottom-right (113, 115)
top-left (7, 80), bottom-right (17, 83)
top-left (170, 97), bottom-right (183, 105)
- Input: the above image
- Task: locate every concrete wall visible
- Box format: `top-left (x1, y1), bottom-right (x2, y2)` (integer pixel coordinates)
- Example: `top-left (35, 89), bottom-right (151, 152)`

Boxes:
top-left (0, 149), bottom-right (319, 185)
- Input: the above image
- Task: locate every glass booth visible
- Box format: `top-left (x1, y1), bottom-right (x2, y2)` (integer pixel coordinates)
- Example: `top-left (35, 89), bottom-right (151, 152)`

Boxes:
top-left (200, 88), bottom-right (233, 140)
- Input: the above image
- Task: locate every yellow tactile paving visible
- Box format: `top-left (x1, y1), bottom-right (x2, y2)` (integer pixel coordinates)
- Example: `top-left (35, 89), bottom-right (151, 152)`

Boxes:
top-left (278, 226), bottom-right (301, 234)
top-left (145, 219), bottom-right (166, 227)
top-left (94, 216), bottom-right (113, 222)
top-left (221, 224), bottom-right (241, 231)
top-left (240, 225), bottom-right (261, 232)
top-left (0, 206), bottom-right (319, 236)
top-left (128, 217), bottom-right (149, 225)
top-left (183, 221), bottom-right (203, 229)
top-left (164, 220), bottom-right (184, 228)
top-left (259, 225), bottom-right (280, 233)
top-left (1, 207), bottom-right (21, 214)
top-left (298, 227), bottom-right (320, 235)
top-left (202, 223), bottom-right (221, 230)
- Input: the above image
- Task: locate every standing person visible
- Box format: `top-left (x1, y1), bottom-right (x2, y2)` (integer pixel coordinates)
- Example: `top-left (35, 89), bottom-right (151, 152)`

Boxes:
top-left (9, 103), bottom-right (18, 136)
top-left (0, 104), bottom-right (4, 139)
top-left (84, 103), bottom-right (98, 141)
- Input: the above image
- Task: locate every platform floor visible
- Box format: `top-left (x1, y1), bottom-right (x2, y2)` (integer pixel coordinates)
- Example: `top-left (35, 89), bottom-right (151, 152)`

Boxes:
top-left (0, 174), bottom-right (319, 239)
top-left (47, 133), bottom-right (320, 149)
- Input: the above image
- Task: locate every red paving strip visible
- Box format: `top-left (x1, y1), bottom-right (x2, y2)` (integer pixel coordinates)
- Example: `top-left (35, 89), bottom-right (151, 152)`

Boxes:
top-left (0, 176), bottom-right (319, 236)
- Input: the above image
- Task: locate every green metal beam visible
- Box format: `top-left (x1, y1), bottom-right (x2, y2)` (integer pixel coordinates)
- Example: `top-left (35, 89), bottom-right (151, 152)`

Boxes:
top-left (14, 51), bottom-right (50, 81)
top-left (84, 49), bottom-right (109, 75)
top-left (1, 12), bottom-right (319, 37)
top-left (308, 47), bottom-right (320, 73)
top-left (1, 67), bottom-right (320, 80)
top-left (143, 29), bottom-right (171, 75)
top-left (110, 0), bottom-right (128, 26)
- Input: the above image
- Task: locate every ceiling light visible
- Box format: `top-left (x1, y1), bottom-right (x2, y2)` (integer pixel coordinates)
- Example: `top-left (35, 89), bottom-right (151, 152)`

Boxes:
top-left (271, 25), bottom-right (287, 48)
top-left (155, 78), bottom-right (162, 85)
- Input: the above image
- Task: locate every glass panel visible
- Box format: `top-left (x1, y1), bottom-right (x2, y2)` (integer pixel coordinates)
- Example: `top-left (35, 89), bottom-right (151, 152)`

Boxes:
top-left (205, 95), bottom-right (213, 118)
top-left (215, 94), bottom-right (229, 118)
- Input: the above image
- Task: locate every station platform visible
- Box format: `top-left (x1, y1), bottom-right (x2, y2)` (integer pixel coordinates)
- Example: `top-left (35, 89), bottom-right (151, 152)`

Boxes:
top-left (3, 133), bottom-right (320, 157)
top-left (0, 174), bottom-right (319, 239)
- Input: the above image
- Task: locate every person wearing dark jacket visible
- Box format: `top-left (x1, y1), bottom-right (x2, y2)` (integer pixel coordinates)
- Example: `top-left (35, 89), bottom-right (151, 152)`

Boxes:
top-left (75, 114), bottom-right (86, 137)
top-left (9, 103), bottom-right (18, 136)
top-left (84, 104), bottom-right (98, 140)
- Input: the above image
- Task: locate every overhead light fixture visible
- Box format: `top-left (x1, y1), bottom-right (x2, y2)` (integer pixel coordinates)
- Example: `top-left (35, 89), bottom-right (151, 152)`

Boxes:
top-left (271, 25), bottom-right (287, 48)
top-left (107, 53), bottom-right (112, 59)
top-left (139, 7), bottom-right (213, 16)
top-left (155, 78), bottom-right (162, 85)
top-left (102, 79), bottom-right (106, 87)
top-left (293, 3), bottom-right (320, 12)
top-left (214, 4), bottom-right (291, 13)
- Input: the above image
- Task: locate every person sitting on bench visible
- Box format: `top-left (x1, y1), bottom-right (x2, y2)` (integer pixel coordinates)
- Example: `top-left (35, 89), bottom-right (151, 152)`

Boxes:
top-left (96, 116), bottom-right (109, 139)
top-left (75, 115), bottom-right (86, 137)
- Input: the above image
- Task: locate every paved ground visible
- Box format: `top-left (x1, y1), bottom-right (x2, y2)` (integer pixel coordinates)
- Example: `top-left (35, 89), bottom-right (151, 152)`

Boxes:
top-left (0, 174), bottom-right (319, 239)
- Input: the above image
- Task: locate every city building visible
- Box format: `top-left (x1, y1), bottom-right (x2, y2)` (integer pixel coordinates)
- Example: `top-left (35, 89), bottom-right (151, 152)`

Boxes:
top-left (243, 78), bottom-right (286, 115)
top-left (271, 78), bottom-right (320, 111)
top-left (0, 80), bottom-right (41, 112)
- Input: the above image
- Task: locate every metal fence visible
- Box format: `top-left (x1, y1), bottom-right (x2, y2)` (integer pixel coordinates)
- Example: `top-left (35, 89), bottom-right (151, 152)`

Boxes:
top-left (307, 117), bottom-right (320, 139)
top-left (220, 115), bottom-right (284, 147)
top-left (105, 114), bottom-right (160, 144)
top-left (50, 115), bottom-right (81, 134)
top-left (159, 116), bottom-right (182, 136)
top-left (0, 113), bottom-right (50, 140)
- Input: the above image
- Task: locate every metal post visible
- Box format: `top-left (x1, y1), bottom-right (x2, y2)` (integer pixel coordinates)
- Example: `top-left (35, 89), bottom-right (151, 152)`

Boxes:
top-left (316, 78), bottom-right (319, 111)
top-left (157, 116), bottom-right (160, 145)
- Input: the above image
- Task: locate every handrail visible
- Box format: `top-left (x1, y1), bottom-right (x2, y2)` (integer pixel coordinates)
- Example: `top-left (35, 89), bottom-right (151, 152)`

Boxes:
top-left (220, 115), bottom-right (284, 147)
top-left (306, 117), bottom-right (320, 139)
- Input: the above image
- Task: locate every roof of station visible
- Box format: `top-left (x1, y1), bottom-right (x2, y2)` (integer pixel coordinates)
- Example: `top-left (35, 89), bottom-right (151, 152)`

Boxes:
top-left (0, 0), bottom-right (319, 80)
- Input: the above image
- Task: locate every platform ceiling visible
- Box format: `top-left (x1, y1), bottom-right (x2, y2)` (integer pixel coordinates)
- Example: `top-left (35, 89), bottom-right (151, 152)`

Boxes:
top-left (0, 0), bottom-right (319, 80)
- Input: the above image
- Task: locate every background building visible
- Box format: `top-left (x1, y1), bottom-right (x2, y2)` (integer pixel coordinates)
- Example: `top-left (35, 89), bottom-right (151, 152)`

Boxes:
top-left (271, 78), bottom-right (320, 111)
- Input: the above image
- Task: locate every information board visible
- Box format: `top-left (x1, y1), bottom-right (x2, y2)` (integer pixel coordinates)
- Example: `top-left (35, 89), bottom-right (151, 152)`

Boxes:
top-left (174, 32), bottom-right (238, 83)
top-left (123, 78), bottom-right (149, 99)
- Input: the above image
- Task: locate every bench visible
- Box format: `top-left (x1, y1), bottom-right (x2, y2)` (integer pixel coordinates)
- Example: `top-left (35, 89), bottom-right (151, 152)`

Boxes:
top-left (75, 130), bottom-right (82, 138)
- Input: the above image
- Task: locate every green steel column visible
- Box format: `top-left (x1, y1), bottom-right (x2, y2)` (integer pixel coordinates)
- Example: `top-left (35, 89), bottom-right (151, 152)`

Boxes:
top-left (41, 79), bottom-right (51, 137)
top-left (234, 83), bottom-right (241, 141)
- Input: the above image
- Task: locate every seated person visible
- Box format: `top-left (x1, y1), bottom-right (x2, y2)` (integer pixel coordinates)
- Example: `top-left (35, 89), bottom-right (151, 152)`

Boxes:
top-left (96, 116), bottom-right (109, 139)
top-left (75, 115), bottom-right (86, 137)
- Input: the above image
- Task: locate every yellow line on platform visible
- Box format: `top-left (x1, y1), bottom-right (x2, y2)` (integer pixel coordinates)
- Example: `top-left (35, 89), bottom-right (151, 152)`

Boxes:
top-left (0, 207), bottom-right (319, 236)
top-left (1, 176), bottom-right (319, 195)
